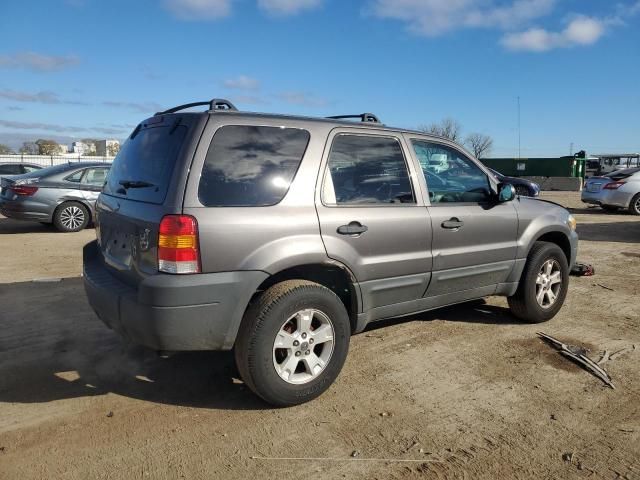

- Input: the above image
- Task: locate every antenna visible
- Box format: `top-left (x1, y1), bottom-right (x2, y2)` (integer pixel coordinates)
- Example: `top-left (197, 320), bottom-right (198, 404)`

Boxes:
top-left (517, 96), bottom-right (521, 160)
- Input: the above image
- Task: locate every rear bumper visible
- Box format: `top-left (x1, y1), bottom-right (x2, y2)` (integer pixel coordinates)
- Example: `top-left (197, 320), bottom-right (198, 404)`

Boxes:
top-left (581, 189), bottom-right (632, 208)
top-left (0, 198), bottom-right (52, 221)
top-left (83, 240), bottom-right (268, 351)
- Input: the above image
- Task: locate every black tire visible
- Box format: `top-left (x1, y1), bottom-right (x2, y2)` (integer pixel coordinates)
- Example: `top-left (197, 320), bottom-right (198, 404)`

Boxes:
top-left (53, 201), bottom-right (90, 232)
top-left (628, 193), bottom-right (640, 216)
top-left (601, 205), bottom-right (619, 212)
top-left (234, 280), bottom-right (350, 407)
top-left (508, 241), bottom-right (569, 324)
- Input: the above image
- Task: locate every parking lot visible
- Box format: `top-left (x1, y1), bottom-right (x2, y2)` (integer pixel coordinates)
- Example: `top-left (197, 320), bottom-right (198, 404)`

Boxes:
top-left (0, 191), bottom-right (639, 479)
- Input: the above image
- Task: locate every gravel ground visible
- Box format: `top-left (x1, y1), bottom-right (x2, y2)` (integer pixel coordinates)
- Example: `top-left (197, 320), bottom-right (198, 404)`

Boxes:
top-left (0, 192), bottom-right (639, 479)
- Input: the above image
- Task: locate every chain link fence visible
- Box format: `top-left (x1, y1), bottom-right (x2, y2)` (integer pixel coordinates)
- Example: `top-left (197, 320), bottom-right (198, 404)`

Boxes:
top-left (0, 154), bottom-right (114, 167)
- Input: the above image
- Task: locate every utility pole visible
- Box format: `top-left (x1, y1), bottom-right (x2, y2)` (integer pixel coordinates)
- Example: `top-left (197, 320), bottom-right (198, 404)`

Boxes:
top-left (517, 96), bottom-right (521, 160)
top-left (570, 142), bottom-right (574, 156)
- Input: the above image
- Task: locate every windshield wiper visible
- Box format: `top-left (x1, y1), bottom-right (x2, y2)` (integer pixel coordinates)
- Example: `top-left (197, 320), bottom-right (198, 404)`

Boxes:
top-left (118, 180), bottom-right (155, 189)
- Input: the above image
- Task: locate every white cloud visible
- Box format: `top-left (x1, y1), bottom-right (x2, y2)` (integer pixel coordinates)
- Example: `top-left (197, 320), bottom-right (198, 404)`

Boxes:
top-left (258, 0), bottom-right (322, 16)
top-left (223, 75), bottom-right (260, 90)
top-left (277, 91), bottom-right (327, 107)
top-left (502, 16), bottom-right (605, 52)
top-left (370, 0), bottom-right (556, 36)
top-left (0, 89), bottom-right (86, 105)
top-left (162, 0), bottom-right (232, 20)
top-left (0, 52), bottom-right (80, 72)
top-left (102, 101), bottom-right (164, 113)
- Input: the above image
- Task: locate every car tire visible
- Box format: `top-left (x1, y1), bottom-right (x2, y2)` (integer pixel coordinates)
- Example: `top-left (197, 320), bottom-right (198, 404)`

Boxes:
top-left (53, 201), bottom-right (90, 232)
top-left (508, 241), bottom-right (569, 324)
top-left (234, 280), bottom-right (351, 407)
top-left (628, 193), bottom-right (640, 216)
top-left (601, 205), bottom-right (619, 212)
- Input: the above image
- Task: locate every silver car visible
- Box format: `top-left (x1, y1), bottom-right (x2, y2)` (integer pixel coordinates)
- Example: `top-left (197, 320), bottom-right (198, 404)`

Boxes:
top-left (83, 99), bottom-right (578, 407)
top-left (582, 168), bottom-right (640, 215)
top-left (0, 162), bottom-right (110, 232)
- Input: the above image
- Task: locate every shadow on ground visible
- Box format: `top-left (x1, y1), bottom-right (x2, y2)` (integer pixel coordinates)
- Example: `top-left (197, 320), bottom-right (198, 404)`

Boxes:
top-left (576, 221), bottom-right (640, 243)
top-left (0, 278), bottom-right (526, 411)
top-left (0, 216), bottom-right (52, 234)
top-left (0, 216), bottom-right (95, 234)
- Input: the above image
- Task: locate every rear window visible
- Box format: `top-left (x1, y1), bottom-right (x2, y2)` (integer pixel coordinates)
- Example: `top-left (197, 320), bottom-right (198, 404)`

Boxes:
top-left (198, 125), bottom-right (310, 207)
top-left (104, 124), bottom-right (188, 204)
top-left (605, 167), bottom-right (640, 180)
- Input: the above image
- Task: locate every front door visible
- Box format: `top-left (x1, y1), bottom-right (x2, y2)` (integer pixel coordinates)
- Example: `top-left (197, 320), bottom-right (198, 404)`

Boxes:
top-left (316, 131), bottom-right (432, 311)
top-left (407, 138), bottom-right (518, 298)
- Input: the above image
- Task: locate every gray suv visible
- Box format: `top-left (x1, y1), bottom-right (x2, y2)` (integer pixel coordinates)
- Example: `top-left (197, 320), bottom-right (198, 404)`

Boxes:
top-left (83, 99), bottom-right (578, 406)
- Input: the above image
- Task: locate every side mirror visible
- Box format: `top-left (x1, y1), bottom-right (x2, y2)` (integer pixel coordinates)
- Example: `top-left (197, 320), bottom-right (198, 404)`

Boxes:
top-left (498, 183), bottom-right (516, 202)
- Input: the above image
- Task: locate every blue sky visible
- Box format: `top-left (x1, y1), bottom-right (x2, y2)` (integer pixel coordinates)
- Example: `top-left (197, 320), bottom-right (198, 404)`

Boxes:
top-left (0, 0), bottom-right (638, 157)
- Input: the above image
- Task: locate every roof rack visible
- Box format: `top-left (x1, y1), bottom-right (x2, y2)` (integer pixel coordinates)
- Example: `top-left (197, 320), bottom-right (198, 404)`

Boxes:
top-left (155, 98), bottom-right (238, 115)
top-left (326, 113), bottom-right (381, 124)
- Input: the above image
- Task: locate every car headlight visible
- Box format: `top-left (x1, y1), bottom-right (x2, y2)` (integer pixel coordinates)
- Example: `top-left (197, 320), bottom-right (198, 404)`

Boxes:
top-left (567, 215), bottom-right (577, 231)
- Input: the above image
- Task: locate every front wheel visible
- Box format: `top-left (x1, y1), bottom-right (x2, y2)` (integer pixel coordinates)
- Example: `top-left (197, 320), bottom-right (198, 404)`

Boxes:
top-left (53, 201), bottom-right (89, 232)
top-left (235, 280), bottom-right (351, 407)
top-left (508, 241), bottom-right (569, 323)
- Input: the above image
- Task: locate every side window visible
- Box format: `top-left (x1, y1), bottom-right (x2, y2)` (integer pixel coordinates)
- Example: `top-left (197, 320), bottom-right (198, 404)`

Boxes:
top-left (323, 134), bottom-right (415, 205)
top-left (411, 140), bottom-right (492, 204)
top-left (83, 168), bottom-right (108, 186)
top-left (0, 164), bottom-right (21, 175)
top-left (199, 125), bottom-right (310, 207)
top-left (65, 169), bottom-right (85, 183)
top-left (22, 165), bottom-right (40, 173)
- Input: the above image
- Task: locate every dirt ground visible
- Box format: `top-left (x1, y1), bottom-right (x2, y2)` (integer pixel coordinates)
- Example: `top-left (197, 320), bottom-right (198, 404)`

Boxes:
top-left (0, 192), bottom-right (639, 480)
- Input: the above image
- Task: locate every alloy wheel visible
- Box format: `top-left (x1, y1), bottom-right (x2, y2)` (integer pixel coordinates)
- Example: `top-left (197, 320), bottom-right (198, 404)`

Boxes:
top-left (535, 259), bottom-right (562, 309)
top-left (272, 308), bottom-right (335, 385)
top-left (60, 206), bottom-right (85, 231)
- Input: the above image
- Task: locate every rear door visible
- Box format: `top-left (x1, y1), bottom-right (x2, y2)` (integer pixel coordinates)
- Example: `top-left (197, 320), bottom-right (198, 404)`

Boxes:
top-left (96, 115), bottom-right (203, 285)
top-left (80, 166), bottom-right (110, 204)
top-left (316, 130), bottom-right (432, 310)
top-left (406, 137), bottom-right (518, 298)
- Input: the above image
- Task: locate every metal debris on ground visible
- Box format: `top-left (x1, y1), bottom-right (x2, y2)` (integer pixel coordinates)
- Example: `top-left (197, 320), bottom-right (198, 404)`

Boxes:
top-left (570, 262), bottom-right (595, 277)
top-left (537, 333), bottom-right (615, 389)
top-left (594, 283), bottom-right (614, 291)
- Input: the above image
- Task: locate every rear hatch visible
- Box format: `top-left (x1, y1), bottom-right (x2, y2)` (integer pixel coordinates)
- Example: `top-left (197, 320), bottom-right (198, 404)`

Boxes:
top-left (96, 113), bottom-right (205, 287)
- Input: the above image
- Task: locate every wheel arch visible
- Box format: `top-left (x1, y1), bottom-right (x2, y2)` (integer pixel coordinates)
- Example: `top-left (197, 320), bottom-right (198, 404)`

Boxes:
top-left (54, 198), bottom-right (93, 223)
top-left (252, 262), bottom-right (361, 333)
top-left (532, 231), bottom-right (572, 265)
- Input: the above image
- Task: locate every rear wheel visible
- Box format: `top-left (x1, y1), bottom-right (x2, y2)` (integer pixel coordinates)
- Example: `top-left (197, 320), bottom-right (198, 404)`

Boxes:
top-left (508, 241), bottom-right (569, 323)
top-left (629, 193), bottom-right (640, 216)
top-left (53, 201), bottom-right (89, 232)
top-left (235, 280), bottom-right (350, 407)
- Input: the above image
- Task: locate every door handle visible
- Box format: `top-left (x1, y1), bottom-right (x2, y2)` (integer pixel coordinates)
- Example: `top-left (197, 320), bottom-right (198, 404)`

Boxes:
top-left (337, 221), bottom-right (368, 235)
top-left (441, 217), bottom-right (464, 229)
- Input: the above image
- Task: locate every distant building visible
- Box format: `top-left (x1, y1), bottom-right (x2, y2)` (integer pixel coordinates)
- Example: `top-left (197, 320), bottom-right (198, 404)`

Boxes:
top-left (95, 139), bottom-right (120, 157)
top-left (71, 141), bottom-right (90, 155)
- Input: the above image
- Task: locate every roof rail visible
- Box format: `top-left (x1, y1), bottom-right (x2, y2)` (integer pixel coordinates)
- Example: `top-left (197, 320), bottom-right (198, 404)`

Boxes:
top-left (155, 98), bottom-right (238, 115)
top-left (326, 113), bottom-right (381, 124)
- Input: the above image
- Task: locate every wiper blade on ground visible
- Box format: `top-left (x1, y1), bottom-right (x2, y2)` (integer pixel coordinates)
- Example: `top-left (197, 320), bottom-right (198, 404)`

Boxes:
top-left (118, 180), bottom-right (156, 189)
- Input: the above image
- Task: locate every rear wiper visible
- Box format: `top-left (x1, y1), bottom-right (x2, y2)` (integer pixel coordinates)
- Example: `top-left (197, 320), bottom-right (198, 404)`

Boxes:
top-left (118, 180), bottom-right (155, 189)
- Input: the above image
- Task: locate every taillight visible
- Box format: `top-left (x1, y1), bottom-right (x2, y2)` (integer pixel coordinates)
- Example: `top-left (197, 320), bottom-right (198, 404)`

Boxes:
top-left (11, 185), bottom-right (39, 196)
top-left (603, 181), bottom-right (626, 190)
top-left (158, 215), bottom-right (201, 274)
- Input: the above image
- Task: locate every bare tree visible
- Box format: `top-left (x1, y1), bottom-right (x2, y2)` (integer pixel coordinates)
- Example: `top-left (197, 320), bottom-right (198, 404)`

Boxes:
top-left (0, 144), bottom-right (14, 154)
top-left (464, 133), bottom-right (493, 159)
top-left (419, 118), bottom-right (462, 142)
top-left (106, 142), bottom-right (120, 157)
top-left (19, 141), bottom-right (38, 154)
top-left (35, 139), bottom-right (61, 156)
